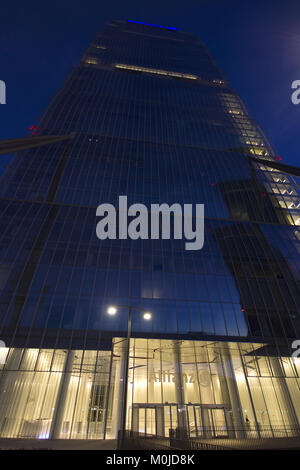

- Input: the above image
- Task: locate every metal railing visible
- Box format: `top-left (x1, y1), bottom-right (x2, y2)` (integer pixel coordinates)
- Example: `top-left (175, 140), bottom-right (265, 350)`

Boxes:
top-left (118, 426), bottom-right (300, 450)
top-left (118, 431), bottom-right (171, 450)
top-left (118, 430), bottom-right (233, 450)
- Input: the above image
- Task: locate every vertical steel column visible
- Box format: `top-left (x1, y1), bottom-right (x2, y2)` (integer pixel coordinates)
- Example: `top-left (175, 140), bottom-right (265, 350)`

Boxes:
top-left (50, 350), bottom-right (75, 439)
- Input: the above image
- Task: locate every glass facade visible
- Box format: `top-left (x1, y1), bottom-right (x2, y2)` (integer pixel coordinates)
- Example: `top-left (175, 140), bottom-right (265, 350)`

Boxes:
top-left (0, 340), bottom-right (300, 439)
top-left (0, 20), bottom-right (300, 440)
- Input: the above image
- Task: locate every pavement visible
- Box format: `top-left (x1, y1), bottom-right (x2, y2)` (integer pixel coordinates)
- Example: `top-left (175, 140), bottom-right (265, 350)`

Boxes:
top-left (0, 438), bottom-right (117, 450)
top-left (1, 436), bottom-right (300, 450)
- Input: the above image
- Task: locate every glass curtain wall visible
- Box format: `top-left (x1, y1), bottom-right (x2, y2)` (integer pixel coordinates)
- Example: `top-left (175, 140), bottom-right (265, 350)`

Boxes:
top-left (0, 348), bottom-right (112, 439)
top-left (0, 339), bottom-right (300, 440)
top-left (121, 338), bottom-right (300, 439)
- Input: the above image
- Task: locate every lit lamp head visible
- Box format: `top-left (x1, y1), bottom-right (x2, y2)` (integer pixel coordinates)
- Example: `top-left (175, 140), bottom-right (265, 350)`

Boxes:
top-left (143, 312), bottom-right (152, 321)
top-left (107, 306), bottom-right (117, 316)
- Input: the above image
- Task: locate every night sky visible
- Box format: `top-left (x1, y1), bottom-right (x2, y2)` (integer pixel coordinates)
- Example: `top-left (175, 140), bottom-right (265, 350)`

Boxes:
top-left (0, 0), bottom-right (299, 165)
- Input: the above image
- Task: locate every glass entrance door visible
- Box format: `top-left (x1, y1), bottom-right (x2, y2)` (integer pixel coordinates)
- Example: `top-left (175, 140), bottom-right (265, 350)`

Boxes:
top-left (138, 407), bottom-right (156, 435)
top-left (209, 408), bottom-right (228, 437)
top-left (132, 404), bottom-right (164, 436)
top-left (163, 405), bottom-right (178, 437)
top-left (133, 404), bottom-right (228, 438)
top-left (187, 405), bottom-right (202, 437)
top-left (186, 405), bottom-right (228, 438)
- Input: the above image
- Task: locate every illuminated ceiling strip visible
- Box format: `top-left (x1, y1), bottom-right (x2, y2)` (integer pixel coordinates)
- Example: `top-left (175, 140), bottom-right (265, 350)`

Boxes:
top-left (115, 63), bottom-right (198, 80)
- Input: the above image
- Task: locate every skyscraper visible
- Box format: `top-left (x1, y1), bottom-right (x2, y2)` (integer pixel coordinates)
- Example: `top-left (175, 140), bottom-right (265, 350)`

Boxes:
top-left (0, 20), bottom-right (300, 442)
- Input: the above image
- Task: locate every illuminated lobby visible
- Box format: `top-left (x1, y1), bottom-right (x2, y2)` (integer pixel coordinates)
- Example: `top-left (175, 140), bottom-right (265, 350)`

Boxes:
top-left (0, 339), bottom-right (299, 440)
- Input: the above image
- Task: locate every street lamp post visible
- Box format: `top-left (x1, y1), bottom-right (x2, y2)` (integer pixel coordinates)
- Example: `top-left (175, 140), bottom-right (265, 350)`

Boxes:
top-left (121, 306), bottom-right (131, 443)
top-left (107, 305), bottom-right (152, 447)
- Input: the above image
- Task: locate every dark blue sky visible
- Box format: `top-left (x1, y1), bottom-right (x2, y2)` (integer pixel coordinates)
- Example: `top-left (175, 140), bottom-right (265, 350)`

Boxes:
top-left (0, 0), bottom-right (299, 165)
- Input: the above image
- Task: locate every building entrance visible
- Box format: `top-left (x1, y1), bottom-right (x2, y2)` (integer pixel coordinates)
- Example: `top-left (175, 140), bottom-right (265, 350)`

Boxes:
top-left (186, 404), bottom-right (229, 438)
top-left (131, 403), bottom-right (229, 439)
top-left (131, 404), bottom-right (164, 436)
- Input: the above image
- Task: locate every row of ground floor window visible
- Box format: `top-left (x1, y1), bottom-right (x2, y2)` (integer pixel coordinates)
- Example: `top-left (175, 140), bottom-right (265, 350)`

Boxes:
top-left (0, 338), bottom-right (300, 439)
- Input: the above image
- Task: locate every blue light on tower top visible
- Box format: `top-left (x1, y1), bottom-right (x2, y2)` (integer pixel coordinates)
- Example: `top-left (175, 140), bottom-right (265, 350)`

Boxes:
top-left (127, 20), bottom-right (179, 31)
